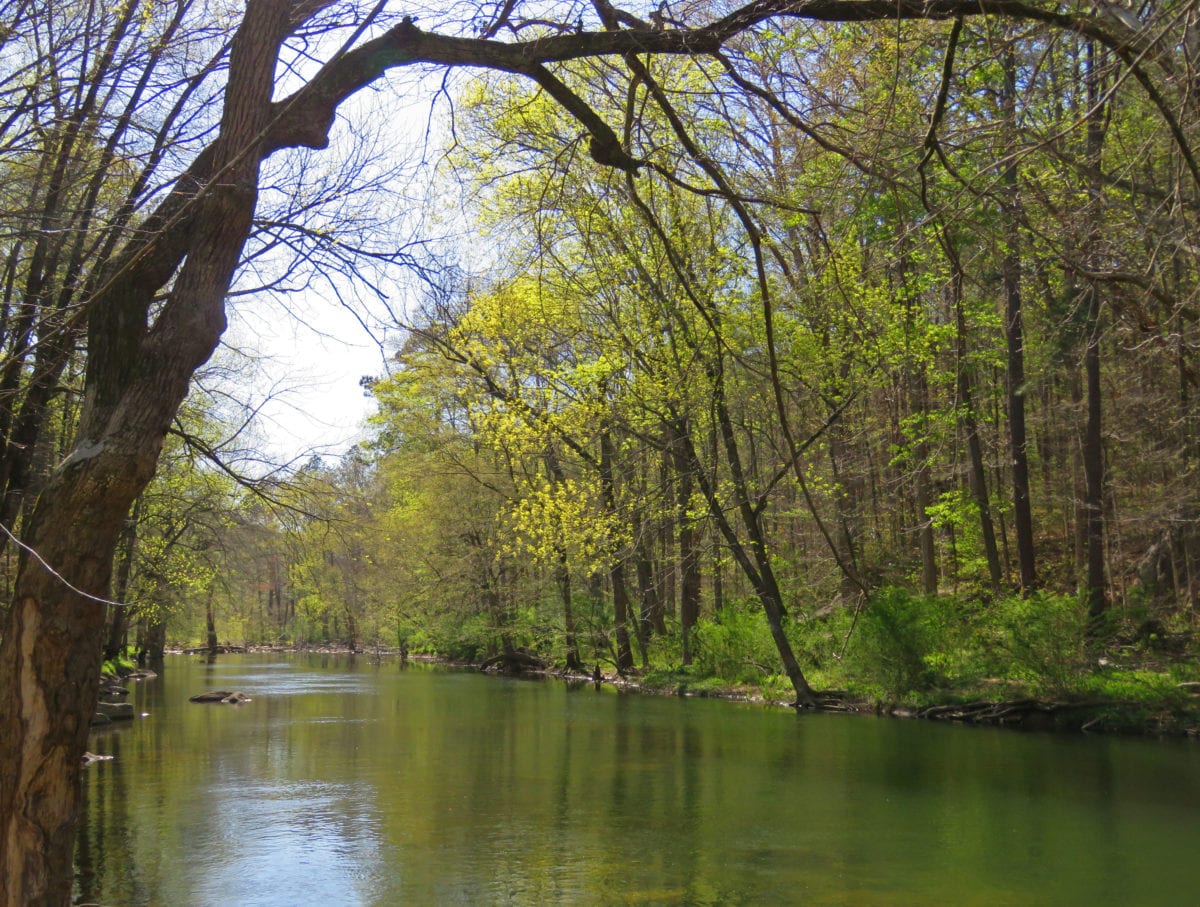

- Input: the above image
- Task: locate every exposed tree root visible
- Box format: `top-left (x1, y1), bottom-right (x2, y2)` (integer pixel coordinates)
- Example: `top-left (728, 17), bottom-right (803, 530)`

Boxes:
top-left (478, 651), bottom-right (548, 674)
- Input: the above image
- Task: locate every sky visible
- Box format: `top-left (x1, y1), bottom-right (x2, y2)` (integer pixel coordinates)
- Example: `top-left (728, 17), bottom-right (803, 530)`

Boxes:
top-left (216, 67), bottom-right (456, 469)
top-left (205, 21), bottom-right (497, 471)
top-left (223, 292), bottom-right (393, 467)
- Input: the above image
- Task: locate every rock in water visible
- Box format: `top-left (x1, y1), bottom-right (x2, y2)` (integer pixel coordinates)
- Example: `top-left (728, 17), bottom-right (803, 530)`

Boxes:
top-left (95, 701), bottom-right (135, 720)
top-left (189, 690), bottom-right (252, 704)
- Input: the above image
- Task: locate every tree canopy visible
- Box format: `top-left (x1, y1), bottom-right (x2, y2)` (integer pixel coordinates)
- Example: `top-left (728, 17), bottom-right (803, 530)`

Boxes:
top-left (3, 1), bottom-right (1200, 902)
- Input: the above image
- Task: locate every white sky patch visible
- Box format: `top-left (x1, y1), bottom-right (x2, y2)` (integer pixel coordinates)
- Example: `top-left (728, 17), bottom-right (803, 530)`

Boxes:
top-left (224, 290), bottom-right (390, 466)
top-left (216, 68), bottom-right (459, 468)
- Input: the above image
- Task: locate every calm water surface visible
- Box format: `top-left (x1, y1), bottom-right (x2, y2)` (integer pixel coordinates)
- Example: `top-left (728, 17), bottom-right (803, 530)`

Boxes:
top-left (76, 654), bottom-right (1200, 905)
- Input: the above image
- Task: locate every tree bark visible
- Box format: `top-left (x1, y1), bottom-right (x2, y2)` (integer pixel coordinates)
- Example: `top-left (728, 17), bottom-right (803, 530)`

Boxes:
top-left (0, 0), bottom-right (292, 899)
top-left (950, 256), bottom-right (1003, 589)
top-left (599, 428), bottom-right (635, 672)
top-left (669, 419), bottom-right (702, 666)
top-left (1002, 41), bottom-right (1037, 593)
top-left (1083, 39), bottom-right (1109, 628)
top-left (102, 495), bottom-right (141, 664)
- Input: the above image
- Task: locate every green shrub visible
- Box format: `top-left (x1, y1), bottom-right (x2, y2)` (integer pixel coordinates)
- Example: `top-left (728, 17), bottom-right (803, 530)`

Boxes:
top-left (841, 588), bottom-right (948, 699)
top-left (981, 592), bottom-right (1087, 695)
top-left (691, 601), bottom-right (779, 685)
top-left (652, 622), bottom-right (684, 664)
top-left (789, 605), bottom-right (855, 690)
top-left (101, 649), bottom-right (136, 677)
top-left (1075, 668), bottom-right (1190, 706)
top-left (418, 610), bottom-right (494, 662)
top-left (759, 673), bottom-right (794, 702)
top-left (506, 603), bottom-right (559, 656)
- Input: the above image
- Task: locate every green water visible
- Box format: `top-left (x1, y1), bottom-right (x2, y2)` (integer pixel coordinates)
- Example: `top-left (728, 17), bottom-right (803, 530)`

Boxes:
top-left (76, 654), bottom-right (1200, 905)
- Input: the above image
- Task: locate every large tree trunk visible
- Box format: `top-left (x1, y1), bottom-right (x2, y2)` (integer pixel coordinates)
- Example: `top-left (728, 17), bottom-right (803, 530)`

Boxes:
top-left (102, 495), bottom-right (141, 664)
top-left (0, 454), bottom-right (147, 902)
top-left (0, 1), bottom-right (290, 899)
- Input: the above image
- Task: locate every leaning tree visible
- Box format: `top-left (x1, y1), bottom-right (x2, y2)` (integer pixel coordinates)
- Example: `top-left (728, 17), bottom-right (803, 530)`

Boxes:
top-left (1, 1), bottom-right (1194, 902)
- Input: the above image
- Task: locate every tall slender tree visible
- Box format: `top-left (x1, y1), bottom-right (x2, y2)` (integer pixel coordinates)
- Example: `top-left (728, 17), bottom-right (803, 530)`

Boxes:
top-left (4, 3), bottom-right (1200, 900)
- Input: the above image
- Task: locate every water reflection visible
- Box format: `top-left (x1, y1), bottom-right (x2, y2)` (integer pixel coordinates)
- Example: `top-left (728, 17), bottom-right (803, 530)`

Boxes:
top-left (76, 655), bottom-right (1200, 905)
top-left (188, 779), bottom-right (386, 904)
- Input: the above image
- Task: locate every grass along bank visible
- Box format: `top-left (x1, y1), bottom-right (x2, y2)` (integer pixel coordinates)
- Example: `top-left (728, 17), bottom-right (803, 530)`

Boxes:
top-left (586, 589), bottom-right (1200, 737)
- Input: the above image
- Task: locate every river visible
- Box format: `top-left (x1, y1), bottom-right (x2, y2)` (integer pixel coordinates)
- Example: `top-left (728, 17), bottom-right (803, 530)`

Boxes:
top-left (76, 654), bottom-right (1200, 905)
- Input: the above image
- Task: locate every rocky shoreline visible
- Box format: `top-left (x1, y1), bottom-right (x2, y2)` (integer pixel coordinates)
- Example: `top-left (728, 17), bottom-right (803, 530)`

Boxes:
top-left (492, 657), bottom-right (1200, 739)
top-left (91, 646), bottom-right (1200, 742)
top-left (602, 673), bottom-right (1200, 739)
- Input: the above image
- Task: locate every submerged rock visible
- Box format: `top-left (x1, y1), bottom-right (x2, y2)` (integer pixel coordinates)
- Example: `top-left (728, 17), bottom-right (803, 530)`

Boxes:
top-left (99, 680), bottom-right (130, 699)
top-left (93, 673), bottom-right (138, 726)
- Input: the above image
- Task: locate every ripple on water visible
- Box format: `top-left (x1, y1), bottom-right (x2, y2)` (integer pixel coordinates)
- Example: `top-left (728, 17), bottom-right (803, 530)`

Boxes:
top-left (198, 671), bottom-right (375, 697)
top-left (191, 779), bottom-right (387, 905)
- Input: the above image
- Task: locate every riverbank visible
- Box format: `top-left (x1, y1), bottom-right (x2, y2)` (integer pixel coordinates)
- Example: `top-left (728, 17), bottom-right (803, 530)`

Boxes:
top-left (591, 667), bottom-right (1200, 739)
top-left (154, 643), bottom-right (1200, 739)
top-left (501, 653), bottom-right (1200, 739)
